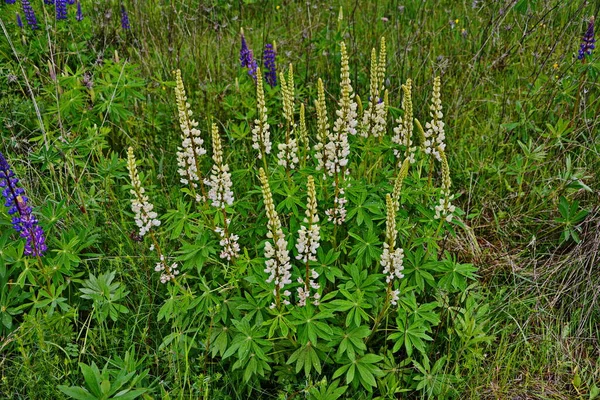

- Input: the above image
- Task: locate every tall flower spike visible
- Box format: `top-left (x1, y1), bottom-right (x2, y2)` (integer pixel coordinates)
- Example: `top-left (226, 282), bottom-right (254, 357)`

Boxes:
top-left (296, 176), bottom-right (321, 306)
top-left (121, 5), bottom-right (130, 30)
top-left (251, 68), bottom-right (272, 160)
top-left (392, 157), bottom-right (410, 213)
top-left (55, 0), bottom-right (67, 20)
top-left (314, 78), bottom-right (330, 174)
top-left (578, 16), bottom-right (595, 60)
top-left (381, 194), bottom-right (404, 306)
top-left (259, 168), bottom-right (292, 308)
top-left (126, 147), bottom-right (161, 237)
top-left (277, 65), bottom-right (299, 170)
top-left (434, 150), bottom-right (456, 222)
top-left (22, 0), bottom-right (39, 30)
top-left (325, 42), bottom-right (355, 225)
top-left (239, 30), bottom-right (257, 80)
top-left (392, 79), bottom-right (416, 165)
top-left (263, 43), bottom-right (277, 87)
top-left (0, 151), bottom-right (47, 257)
top-left (16, 13), bottom-right (23, 28)
top-left (206, 123), bottom-right (240, 261)
top-left (424, 76), bottom-right (446, 162)
top-left (360, 38), bottom-right (387, 138)
top-left (174, 69), bottom-right (207, 202)
top-left (298, 103), bottom-right (309, 153)
top-left (76, 2), bottom-right (83, 21)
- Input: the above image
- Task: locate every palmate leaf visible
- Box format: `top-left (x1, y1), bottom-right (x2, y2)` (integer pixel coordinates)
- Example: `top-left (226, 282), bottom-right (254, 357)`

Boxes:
top-left (290, 305), bottom-right (333, 345)
top-left (287, 341), bottom-right (323, 376)
top-left (331, 325), bottom-right (369, 361)
top-left (332, 354), bottom-right (384, 391)
top-left (348, 231), bottom-right (382, 268)
top-left (328, 289), bottom-right (372, 327)
top-left (308, 378), bottom-right (348, 400)
top-left (389, 314), bottom-right (433, 357)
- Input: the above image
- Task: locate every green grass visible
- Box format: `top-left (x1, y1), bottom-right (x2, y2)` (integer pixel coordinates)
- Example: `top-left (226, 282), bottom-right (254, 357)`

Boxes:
top-left (1, 0), bottom-right (599, 399)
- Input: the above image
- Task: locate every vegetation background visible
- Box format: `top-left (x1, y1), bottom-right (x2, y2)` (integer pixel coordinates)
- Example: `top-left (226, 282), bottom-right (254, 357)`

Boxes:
top-left (0, 0), bottom-right (599, 398)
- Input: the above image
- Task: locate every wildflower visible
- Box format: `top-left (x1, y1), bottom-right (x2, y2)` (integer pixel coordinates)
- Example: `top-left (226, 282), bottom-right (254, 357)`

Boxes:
top-left (76, 2), bottom-right (83, 21)
top-left (67, 0), bottom-right (74, 4)
top-left (43, 0), bottom-right (54, 4)
top-left (16, 13), bottom-right (23, 28)
top-left (263, 43), bottom-right (277, 87)
top-left (461, 28), bottom-right (468, 38)
top-left (206, 123), bottom-right (234, 209)
top-left (325, 42), bottom-right (356, 225)
top-left (381, 194), bottom-right (404, 305)
top-left (434, 150), bottom-right (456, 222)
top-left (298, 103), bottom-right (308, 154)
top-left (55, 0), bottom-right (67, 20)
top-left (121, 5), bottom-right (130, 30)
top-left (391, 158), bottom-right (410, 212)
top-left (296, 176), bottom-right (321, 306)
top-left (126, 147), bottom-right (161, 237)
top-left (392, 79), bottom-right (416, 165)
top-left (424, 76), bottom-right (446, 162)
top-left (6, 0), bottom-right (16, 4)
top-left (314, 78), bottom-right (329, 173)
top-left (0, 151), bottom-right (47, 257)
top-left (154, 254), bottom-right (179, 284)
top-left (259, 168), bottom-right (292, 307)
top-left (173, 69), bottom-right (207, 201)
top-left (278, 65), bottom-right (299, 171)
top-left (578, 16), bottom-right (595, 60)
top-left (239, 30), bottom-right (257, 80)
top-left (361, 38), bottom-right (387, 138)
top-left (251, 69), bottom-right (272, 160)
top-left (21, 0), bottom-right (39, 30)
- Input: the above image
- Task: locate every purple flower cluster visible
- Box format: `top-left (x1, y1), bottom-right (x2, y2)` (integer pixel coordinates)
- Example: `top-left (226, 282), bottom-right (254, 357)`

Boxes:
top-left (0, 152), bottom-right (47, 257)
top-left (44, 0), bottom-right (54, 4)
top-left (22, 0), bottom-right (39, 30)
top-left (263, 43), bottom-right (277, 87)
top-left (17, 13), bottom-right (23, 28)
top-left (239, 33), bottom-right (258, 80)
top-left (578, 16), bottom-right (595, 60)
top-left (76, 1), bottom-right (83, 21)
top-left (55, 0), bottom-right (67, 20)
top-left (121, 6), bottom-right (130, 30)
top-left (6, 0), bottom-right (16, 5)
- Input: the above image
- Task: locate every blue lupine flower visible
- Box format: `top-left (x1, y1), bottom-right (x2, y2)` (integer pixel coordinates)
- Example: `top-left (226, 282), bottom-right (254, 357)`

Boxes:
top-left (578, 16), bottom-right (595, 60)
top-left (0, 152), bottom-right (47, 257)
top-left (239, 33), bottom-right (258, 80)
top-left (6, 0), bottom-right (16, 5)
top-left (55, 0), bottom-right (67, 20)
top-left (263, 43), bottom-right (277, 87)
top-left (67, 0), bottom-right (74, 4)
top-left (44, 0), bottom-right (54, 4)
top-left (21, 0), bottom-right (39, 30)
top-left (17, 13), bottom-right (23, 28)
top-left (121, 6), bottom-right (130, 30)
top-left (76, 1), bottom-right (83, 21)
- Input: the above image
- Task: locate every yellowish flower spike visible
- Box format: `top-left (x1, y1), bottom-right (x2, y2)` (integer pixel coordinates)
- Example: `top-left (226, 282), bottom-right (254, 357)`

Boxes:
top-left (251, 68), bottom-right (272, 160)
top-left (314, 78), bottom-right (330, 173)
top-left (392, 78), bottom-right (416, 165)
top-left (434, 150), bottom-right (456, 222)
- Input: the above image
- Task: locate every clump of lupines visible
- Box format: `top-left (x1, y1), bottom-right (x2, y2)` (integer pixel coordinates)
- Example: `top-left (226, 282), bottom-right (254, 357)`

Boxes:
top-left (259, 168), bottom-right (292, 308)
top-left (174, 69), bottom-right (207, 202)
top-left (251, 68), bottom-right (272, 160)
top-left (206, 123), bottom-right (240, 261)
top-left (296, 176), bottom-right (321, 306)
top-left (55, 0), bottom-right (67, 20)
top-left (424, 76), bottom-right (446, 162)
top-left (360, 37), bottom-right (387, 138)
top-left (325, 42), bottom-right (356, 225)
top-left (121, 5), bottom-right (130, 29)
top-left (239, 30), bottom-right (258, 80)
top-left (313, 78), bottom-right (330, 174)
top-left (381, 194), bottom-right (404, 306)
top-left (277, 65), bottom-right (299, 171)
top-left (0, 151), bottom-right (47, 257)
top-left (434, 150), bottom-right (456, 222)
top-left (578, 16), bottom-right (595, 60)
top-left (392, 79), bottom-right (416, 165)
top-left (76, 1), bottom-right (83, 21)
top-left (22, 0), bottom-right (39, 30)
top-left (263, 43), bottom-right (277, 87)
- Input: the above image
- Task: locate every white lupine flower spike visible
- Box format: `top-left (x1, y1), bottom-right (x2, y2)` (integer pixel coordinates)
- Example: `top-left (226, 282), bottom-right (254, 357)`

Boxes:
top-left (381, 194), bottom-right (405, 306)
top-left (296, 176), bottom-right (321, 306)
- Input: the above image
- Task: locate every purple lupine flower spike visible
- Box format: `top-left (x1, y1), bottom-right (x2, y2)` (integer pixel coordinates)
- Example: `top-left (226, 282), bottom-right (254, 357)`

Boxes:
top-left (44, 0), bottom-right (54, 4)
top-left (263, 43), bottom-right (277, 87)
top-left (6, 0), bottom-right (16, 5)
top-left (0, 152), bottom-right (47, 257)
top-left (240, 33), bottom-right (251, 67)
top-left (17, 13), bottom-right (23, 28)
top-left (578, 16), bottom-right (595, 60)
top-left (67, 0), bottom-right (74, 4)
top-left (55, 0), bottom-right (67, 20)
top-left (121, 6), bottom-right (130, 30)
top-left (76, 1), bottom-right (83, 21)
top-left (21, 0), bottom-right (39, 30)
